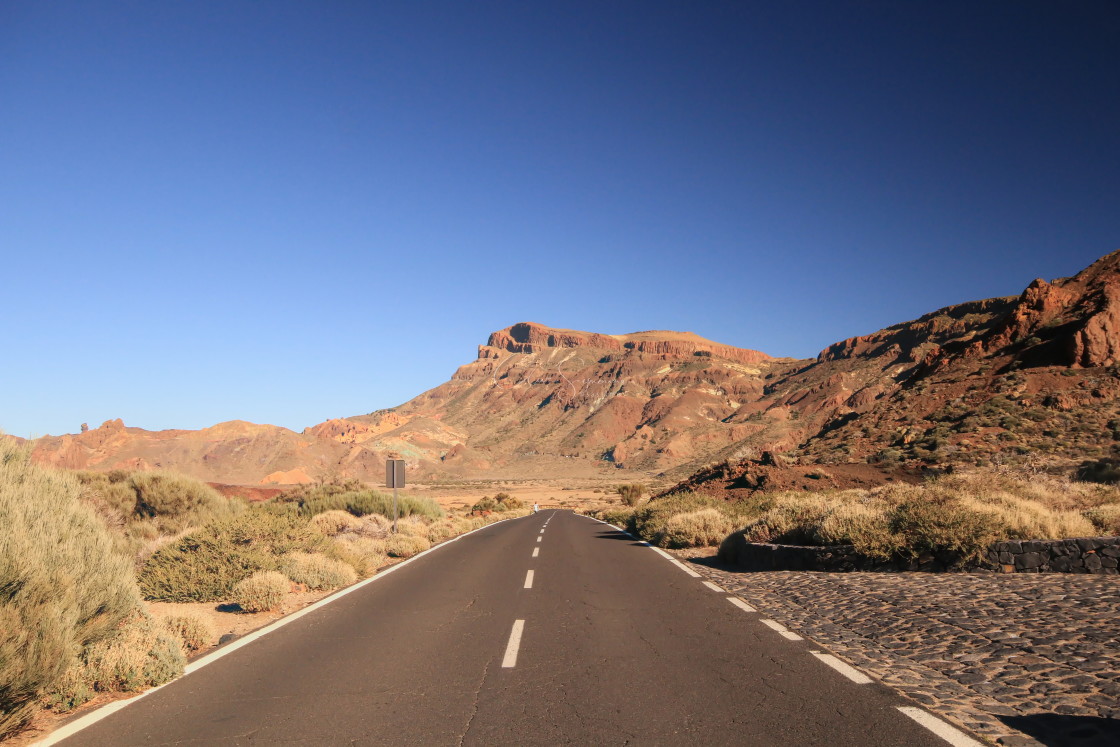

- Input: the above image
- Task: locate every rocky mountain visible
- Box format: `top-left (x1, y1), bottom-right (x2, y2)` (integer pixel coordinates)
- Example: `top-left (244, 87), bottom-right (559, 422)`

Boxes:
top-left (28, 251), bottom-right (1120, 487)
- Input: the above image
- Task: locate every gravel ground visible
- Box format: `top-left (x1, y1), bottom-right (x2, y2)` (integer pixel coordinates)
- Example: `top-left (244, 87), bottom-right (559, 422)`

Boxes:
top-left (690, 557), bottom-right (1120, 747)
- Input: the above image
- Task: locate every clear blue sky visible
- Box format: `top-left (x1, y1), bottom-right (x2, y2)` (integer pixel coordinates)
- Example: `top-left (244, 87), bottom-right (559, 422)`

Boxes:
top-left (2, 1), bottom-right (1117, 437)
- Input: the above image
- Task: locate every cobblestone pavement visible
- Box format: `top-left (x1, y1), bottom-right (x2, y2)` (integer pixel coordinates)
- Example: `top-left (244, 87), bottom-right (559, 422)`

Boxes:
top-left (691, 558), bottom-right (1120, 746)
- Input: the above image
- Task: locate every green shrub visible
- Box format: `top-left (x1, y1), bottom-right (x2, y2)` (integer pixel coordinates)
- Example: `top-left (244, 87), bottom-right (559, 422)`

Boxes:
top-left (1, 441), bottom-right (141, 738)
top-left (280, 552), bottom-right (357, 591)
top-left (138, 509), bottom-right (323, 602)
top-left (160, 612), bottom-right (215, 653)
top-left (233, 571), bottom-right (290, 613)
top-left (630, 492), bottom-right (758, 548)
top-left (494, 493), bottom-right (523, 510)
top-left (276, 482), bottom-right (443, 522)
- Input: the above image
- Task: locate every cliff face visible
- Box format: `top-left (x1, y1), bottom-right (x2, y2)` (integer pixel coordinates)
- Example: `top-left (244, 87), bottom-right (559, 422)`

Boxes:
top-left (486, 322), bottom-right (772, 365)
top-left (27, 250), bottom-right (1120, 486)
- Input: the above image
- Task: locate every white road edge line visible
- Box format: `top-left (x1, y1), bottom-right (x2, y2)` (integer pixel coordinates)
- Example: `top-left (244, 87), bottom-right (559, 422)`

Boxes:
top-left (810, 651), bottom-right (872, 684)
top-left (727, 597), bottom-right (756, 613)
top-left (584, 515), bottom-right (704, 577)
top-left (760, 619), bottom-right (803, 641)
top-left (502, 619), bottom-right (525, 668)
top-left (897, 707), bottom-right (985, 747)
top-left (33, 514), bottom-right (527, 747)
top-left (702, 581), bottom-right (724, 593)
top-left (532, 547), bottom-right (539, 558)
top-left (524, 570), bottom-right (534, 589)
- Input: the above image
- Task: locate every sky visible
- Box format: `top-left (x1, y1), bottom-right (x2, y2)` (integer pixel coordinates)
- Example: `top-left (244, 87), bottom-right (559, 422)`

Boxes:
top-left (2, 1), bottom-right (1118, 438)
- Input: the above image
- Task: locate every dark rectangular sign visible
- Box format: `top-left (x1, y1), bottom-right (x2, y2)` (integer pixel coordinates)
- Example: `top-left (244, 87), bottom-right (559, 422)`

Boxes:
top-left (386, 459), bottom-right (406, 488)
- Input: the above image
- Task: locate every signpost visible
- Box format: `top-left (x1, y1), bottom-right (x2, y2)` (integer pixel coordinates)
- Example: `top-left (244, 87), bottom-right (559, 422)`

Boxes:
top-left (386, 458), bottom-right (405, 534)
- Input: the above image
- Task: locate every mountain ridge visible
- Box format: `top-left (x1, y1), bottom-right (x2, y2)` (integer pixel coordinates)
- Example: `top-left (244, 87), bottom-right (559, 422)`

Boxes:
top-left (25, 250), bottom-right (1120, 488)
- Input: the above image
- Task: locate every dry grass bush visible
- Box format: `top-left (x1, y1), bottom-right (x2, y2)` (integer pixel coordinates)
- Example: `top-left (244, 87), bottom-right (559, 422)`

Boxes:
top-left (279, 552), bottom-right (357, 591)
top-left (47, 609), bottom-right (185, 712)
top-left (159, 612), bottom-right (216, 653)
top-left (309, 510), bottom-right (363, 536)
top-left (1085, 504), bottom-right (1120, 535)
top-left (629, 492), bottom-right (758, 548)
top-left (728, 469), bottom-right (1116, 563)
top-left (662, 508), bottom-right (735, 548)
top-left (385, 534), bottom-right (431, 558)
top-left (595, 507), bottom-right (636, 528)
top-left (233, 571), bottom-right (290, 613)
top-left (427, 521), bottom-right (456, 542)
top-left (330, 535), bottom-right (386, 577)
top-left (1, 441), bottom-right (141, 738)
top-left (138, 508), bottom-right (326, 602)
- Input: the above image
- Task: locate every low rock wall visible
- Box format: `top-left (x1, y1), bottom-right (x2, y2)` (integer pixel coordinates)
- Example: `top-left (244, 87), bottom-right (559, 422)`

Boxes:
top-left (717, 534), bottom-right (1120, 574)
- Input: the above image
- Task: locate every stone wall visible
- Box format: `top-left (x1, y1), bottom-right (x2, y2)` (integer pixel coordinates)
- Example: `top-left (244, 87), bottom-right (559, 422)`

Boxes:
top-left (983, 537), bottom-right (1120, 574)
top-left (717, 533), bottom-right (1120, 574)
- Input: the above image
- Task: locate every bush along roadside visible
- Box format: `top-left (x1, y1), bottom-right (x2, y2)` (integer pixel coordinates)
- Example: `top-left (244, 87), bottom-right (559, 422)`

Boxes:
top-left (2, 454), bottom-right (529, 743)
top-left (0, 441), bottom-right (185, 738)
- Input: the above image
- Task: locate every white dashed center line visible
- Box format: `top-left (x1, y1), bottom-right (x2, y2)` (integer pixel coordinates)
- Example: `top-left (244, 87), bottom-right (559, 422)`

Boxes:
top-left (524, 570), bottom-right (534, 589)
top-left (727, 597), bottom-right (756, 613)
top-left (702, 581), bottom-right (725, 593)
top-left (539, 529), bottom-right (545, 534)
top-left (760, 619), bottom-right (803, 641)
top-left (502, 620), bottom-right (525, 668)
top-left (532, 547), bottom-right (539, 558)
top-left (897, 707), bottom-right (985, 747)
top-left (536, 536), bottom-right (542, 543)
top-left (810, 651), bottom-right (872, 684)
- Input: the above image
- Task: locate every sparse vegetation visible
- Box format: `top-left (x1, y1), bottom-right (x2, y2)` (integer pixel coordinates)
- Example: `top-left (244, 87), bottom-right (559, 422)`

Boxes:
top-left (159, 611), bottom-right (216, 652)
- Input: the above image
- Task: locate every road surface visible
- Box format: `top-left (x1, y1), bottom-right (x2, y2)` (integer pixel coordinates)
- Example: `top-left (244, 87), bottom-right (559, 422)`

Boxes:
top-left (55, 510), bottom-right (968, 745)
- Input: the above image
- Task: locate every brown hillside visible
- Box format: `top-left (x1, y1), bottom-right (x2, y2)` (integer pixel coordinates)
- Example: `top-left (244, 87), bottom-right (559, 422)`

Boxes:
top-left (26, 251), bottom-right (1120, 490)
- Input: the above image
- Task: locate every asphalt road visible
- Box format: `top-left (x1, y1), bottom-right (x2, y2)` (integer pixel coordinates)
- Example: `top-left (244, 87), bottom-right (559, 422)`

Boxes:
top-left (56, 511), bottom-right (961, 746)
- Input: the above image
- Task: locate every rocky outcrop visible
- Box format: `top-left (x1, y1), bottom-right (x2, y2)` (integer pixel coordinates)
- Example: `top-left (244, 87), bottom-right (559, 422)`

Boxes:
top-left (485, 322), bottom-right (772, 365)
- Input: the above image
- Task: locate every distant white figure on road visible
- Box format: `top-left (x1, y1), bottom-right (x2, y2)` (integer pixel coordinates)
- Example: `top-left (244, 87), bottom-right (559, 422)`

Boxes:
top-left (533, 503), bottom-right (539, 513)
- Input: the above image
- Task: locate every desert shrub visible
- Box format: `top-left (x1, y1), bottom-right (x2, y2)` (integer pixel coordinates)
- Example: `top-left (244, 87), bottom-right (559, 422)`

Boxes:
top-left (395, 515), bottom-right (430, 537)
top-left (1076, 458), bottom-right (1120, 485)
top-left (233, 571), bottom-right (290, 613)
top-left (309, 510), bottom-right (363, 536)
top-left (1, 441), bottom-right (141, 738)
top-left (888, 496), bottom-right (1002, 562)
top-left (385, 534), bottom-right (431, 558)
top-left (330, 535), bottom-right (386, 576)
top-left (630, 492), bottom-right (758, 548)
top-left (596, 507), bottom-right (636, 528)
top-left (495, 493), bottom-right (523, 510)
top-left (662, 509), bottom-right (735, 548)
top-left (427, 521), bottom-right (456, 542)
top-left (1084, 504), bottom-right (1120, 535)
top-left (616, 483), bottom-right (646, 506)
top-left (47, 609), bottom-right (185, 712)
top-left (471, 496), bottom-right (497, 513)
top-left (280, 552), bottom-right (357, 591)
top-left (138, 509), bottom-right (324, 602)
top-left (813, 502), bottom-right (901, 560)
top-left (160, 612), bottom-right (216, 653)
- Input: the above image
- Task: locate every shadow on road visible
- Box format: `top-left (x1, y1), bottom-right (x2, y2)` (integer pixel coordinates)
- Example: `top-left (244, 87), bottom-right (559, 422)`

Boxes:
top-left (593, 530), bottom-right (646, 545)
top-left (996, 713), bottom-right (1120, 746)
